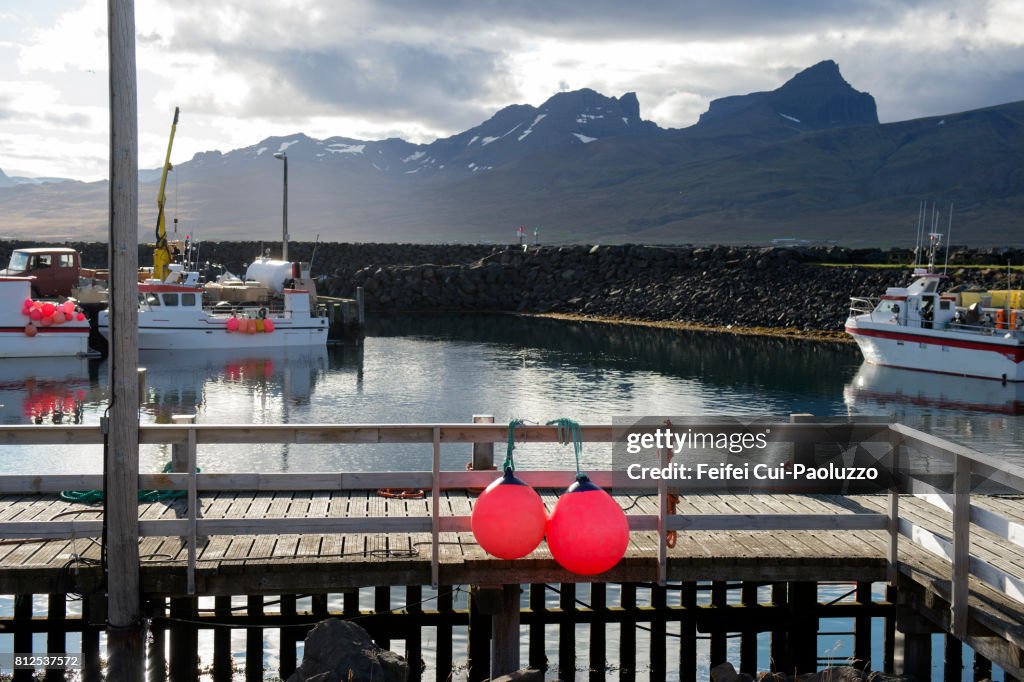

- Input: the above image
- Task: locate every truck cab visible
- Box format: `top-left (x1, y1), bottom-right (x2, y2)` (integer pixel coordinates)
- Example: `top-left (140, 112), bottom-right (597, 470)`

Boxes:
top-left (1, 248), bottom-right (81, 298)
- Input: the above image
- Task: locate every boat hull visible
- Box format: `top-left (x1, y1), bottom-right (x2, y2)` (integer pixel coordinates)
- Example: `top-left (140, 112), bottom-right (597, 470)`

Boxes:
top-left (0, 328), bottom-right (90, 357)
top-left (846, 317), bottom-right (1024, 382)
top-left (99, 320), bottom-right (328, 351)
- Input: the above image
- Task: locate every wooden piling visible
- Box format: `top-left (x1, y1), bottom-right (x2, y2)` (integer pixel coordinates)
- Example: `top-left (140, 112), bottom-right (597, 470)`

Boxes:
top-left (649, 584), bottom-right (667, 679)
top-left (406, 585), bottom-right (423, 681)
top-left (245, 595), bottom-right (263, 681)
top-left (169, 597), bottom-right (197, 681)
top-left (558, 583), bottom-right (576, 680)
top-left (854, 581), bottom-right (872, 668)
top-left (436, 587), bottom-right (454, 682)
top-left (471, 415), bottom-right (495, 471)
top-left (213, 596), bottom-right (232, 682)
top-left (790, 582), bottom-right (818, 673)
top-left (770, 582), bottom-right (790, 673)
top-left (82, 596), bottom-right (102, 682)
top-left (678, 582), bottom-right (697, 682)
top-left (279, 594), bottom-right (297, 679)
top-left (619, 582), bottom-right (636, 682)
top-left (106, 0), bottom-right (143, 677)
top-left (375, 586), bottom-right (391, 649)
top-left (740, 582), bottom-right (758, 674)
top-left (710, 581), bottom-right (728, 668)
top-left (945, 633), bottom-right (964, 681)
top-left (528, 584), bottom-right (547, 671)
top-left (147, 598), bottom-right (166, 682)
top-left (47, 593), bottom-right (67, 682)
top-left (589, 583), bottom-right (607, 682)
top-left (490, 584), bottom-right (521, 678)
top-left (14, 594), bottom-right (31, 682)
top-left (467, 587), bottom-right (493, 682)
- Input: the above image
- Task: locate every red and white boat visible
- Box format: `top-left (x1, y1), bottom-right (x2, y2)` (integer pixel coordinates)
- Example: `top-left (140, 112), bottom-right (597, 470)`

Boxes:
top-left (0, 277), bottom-right (90, 357)
top-left (846, 235), bottom-right (1024, 382)
top-left (96, 263), bottom-right (328, 351)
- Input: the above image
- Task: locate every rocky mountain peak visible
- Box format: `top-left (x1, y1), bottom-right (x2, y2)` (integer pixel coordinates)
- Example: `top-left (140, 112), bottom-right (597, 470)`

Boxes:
top-left (697, 60), bottom-right (878, 132)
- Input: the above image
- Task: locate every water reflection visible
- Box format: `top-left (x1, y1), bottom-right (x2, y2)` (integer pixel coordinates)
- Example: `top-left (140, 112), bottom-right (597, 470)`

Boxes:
top-left (0, 314), bottom-right (1021, 472)
top-left (0, 357), bottom-right (92, 425)
top-left (139, 346), bottom-right (334, 423)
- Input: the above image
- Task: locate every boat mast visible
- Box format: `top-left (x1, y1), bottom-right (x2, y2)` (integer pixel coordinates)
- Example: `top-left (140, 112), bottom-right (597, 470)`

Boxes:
top-left (944, 202), bottom-right (953, 275)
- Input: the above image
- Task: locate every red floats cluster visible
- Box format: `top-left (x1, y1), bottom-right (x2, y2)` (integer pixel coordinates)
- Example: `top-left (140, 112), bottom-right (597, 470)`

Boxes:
top-left (471, 469), bottom-right (547, 560)
top-left (22, 299), bottom-right (85, 336)
top-left (545, 475), bottom-right (630, 575)
top-left (226, 317), bottom-right (275, 334)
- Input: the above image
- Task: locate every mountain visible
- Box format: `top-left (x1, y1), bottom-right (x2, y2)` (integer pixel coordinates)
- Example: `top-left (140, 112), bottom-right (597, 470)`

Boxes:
top-left (1, 61), bottom-right (1021, 245)
top-left (695, 60), bottom-right (878, 135)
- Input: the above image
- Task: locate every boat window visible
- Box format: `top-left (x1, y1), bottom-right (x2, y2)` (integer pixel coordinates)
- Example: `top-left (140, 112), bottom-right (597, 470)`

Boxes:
top-left (162, 293), bottom-right (179, 307)
top-left (144, 294), bottom-right (160, 306)
top-left (875, 300), bottom-right (897, 313)
top-left (59, 254), bottom-right (75, 268)
top-left (181, 293), bottom-right (197, 307)
top-left (921, 279), bottom-right (938, 293)
top-left (940, 300), bottom-right (951, 310)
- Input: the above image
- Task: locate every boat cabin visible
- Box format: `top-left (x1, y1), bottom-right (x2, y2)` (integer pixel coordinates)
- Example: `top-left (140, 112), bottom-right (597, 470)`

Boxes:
top-left (871, 274), bottom-right (957, 329)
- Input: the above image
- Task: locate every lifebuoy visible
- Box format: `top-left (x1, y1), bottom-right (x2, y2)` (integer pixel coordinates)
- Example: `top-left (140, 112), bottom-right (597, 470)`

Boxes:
top-left (377, 488), bottom-right (425, 500)
top-left (257, 307), bottom-right (268, 320)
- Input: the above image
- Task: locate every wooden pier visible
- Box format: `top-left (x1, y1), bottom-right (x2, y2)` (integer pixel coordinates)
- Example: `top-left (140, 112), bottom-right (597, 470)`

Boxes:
top-left (0, 420), bottom-right (1022, 680)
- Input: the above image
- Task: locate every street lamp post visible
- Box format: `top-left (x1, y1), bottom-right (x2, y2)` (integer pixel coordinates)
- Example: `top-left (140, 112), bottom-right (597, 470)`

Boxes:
top-left (273, 151), bottom-right (289, 261)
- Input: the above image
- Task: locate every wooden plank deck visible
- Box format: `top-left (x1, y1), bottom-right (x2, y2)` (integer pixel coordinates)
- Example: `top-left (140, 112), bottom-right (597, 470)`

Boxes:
top-left (0, 489), bottom-right (902, 594)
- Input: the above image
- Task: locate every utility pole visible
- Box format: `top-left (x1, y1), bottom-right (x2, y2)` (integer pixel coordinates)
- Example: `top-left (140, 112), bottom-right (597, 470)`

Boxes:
top-left (106, 0), bottom-right (143, 677)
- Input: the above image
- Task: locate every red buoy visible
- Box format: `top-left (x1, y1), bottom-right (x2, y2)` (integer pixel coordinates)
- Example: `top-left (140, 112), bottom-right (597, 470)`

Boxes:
top-left (471, 468), bottom-right (547, 560)
top-left (545, 476), bottom-right (629, 575)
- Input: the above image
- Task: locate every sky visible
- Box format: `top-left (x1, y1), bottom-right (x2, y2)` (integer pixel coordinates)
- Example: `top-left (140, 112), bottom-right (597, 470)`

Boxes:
top-left (1, 0), bottom-right (1023, 181)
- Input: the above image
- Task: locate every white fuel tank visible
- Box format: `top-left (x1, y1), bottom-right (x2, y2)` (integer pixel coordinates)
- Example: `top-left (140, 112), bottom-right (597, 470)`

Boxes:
top-left (244, 258), bottom-right (297, 294)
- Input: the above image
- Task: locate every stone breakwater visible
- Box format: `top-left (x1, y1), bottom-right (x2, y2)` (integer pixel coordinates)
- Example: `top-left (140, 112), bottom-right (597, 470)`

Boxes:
top-left (2, 241), bottom-right (1021, 335)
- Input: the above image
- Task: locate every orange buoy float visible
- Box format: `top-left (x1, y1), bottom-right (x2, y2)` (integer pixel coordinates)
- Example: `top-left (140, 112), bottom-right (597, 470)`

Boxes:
top-left (254, 318), bottom-right (265, 333)
top-left (542, 417), bottom-right (629, 575)
top-left (470, 420), bottom-right (548, 560)
top-left (546, 475), bottom-right (629, 575)
top-left (471, 468), bottom-right (547, 559)
top-left (226, 316), bottom-right (239, 333)
top-left (263, 318), bottom-right (275, 333)
top-left (24, 323), bottom-right (37, 337)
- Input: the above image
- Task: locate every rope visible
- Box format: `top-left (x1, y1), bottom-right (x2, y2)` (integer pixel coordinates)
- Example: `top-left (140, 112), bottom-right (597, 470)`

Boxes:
top-left (60, 461), bottom-right (199, 503)
top-left (502, 419), bottom-right (525, 472)
top-left (546, 417), bottom-right (583, 478)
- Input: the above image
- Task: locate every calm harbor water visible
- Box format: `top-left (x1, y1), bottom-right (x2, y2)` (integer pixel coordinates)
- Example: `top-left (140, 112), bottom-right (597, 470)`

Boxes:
top-left (0, 313), bottom-right (1017, 680)
top-left (2, 312), bottom-right (1022, 472)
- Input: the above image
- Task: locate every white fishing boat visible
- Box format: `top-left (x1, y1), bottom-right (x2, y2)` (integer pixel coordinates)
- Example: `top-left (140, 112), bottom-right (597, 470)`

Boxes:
top-left (845, 226), bottom-right (1024, 383)
top-left (96, 107), bottom-right (330, 351)
top-left (97, 274), bottom-right (328, 351)
top-left (0, 277), bottom-right (90, 357)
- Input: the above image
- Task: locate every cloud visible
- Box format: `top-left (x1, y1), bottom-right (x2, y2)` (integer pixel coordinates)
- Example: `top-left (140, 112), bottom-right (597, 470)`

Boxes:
top-left (5, 0), bottom-right (1024, 179)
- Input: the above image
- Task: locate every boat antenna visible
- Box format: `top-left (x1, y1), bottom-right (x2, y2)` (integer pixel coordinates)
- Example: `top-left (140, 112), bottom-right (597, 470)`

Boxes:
top-left (914, 200), bottom-right (924, 267)
top-left (943, 202), bottom-right (953, 275)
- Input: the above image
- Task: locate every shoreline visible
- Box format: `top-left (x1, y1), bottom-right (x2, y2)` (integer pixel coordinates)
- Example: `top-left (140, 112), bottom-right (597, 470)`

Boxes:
top-left (525, 311), bottom-right (854, 344)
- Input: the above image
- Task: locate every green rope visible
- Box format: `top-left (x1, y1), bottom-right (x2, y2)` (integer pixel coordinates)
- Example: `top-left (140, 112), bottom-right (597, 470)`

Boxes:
top-left (60, 461), bottom-right (199, 504)
top-left (502, 419), bottom-right (525, 472)
top-left (546, 417), bottom-right (584, 478)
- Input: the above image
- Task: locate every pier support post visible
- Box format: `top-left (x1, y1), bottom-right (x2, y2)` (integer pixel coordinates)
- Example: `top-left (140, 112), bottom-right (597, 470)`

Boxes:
top-left (106, 0), bottom-right (143, 677)
top-left (491, 584), bottom-right (521, 678)
top-left (170, 414), bottom-right (196, 472)
top-left (356, 286), bottom-right (365, 325)
top-left (471, 415), bottom-right (495, 471)
top-left (467, 586), bottom-right (494, 682)
top-left (790, 582), bottom-right (818, 674)
top-left (894, 586), bottom-right (935, 682)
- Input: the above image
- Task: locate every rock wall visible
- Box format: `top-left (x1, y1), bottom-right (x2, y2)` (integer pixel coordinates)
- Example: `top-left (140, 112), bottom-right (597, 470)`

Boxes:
top-left (1, 240), bottom-right (1020, 332)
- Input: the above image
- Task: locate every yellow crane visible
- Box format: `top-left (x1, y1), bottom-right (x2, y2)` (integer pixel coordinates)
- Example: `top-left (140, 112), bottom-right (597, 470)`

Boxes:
top-left (152, 107), bottom-right (180, 282)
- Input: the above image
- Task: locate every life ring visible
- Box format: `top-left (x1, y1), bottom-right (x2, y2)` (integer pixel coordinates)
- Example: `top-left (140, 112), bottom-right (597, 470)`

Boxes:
top-left (257, 307), bottom-right (268, 320)
top-left (377, 488), bottom-right (425, 500)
